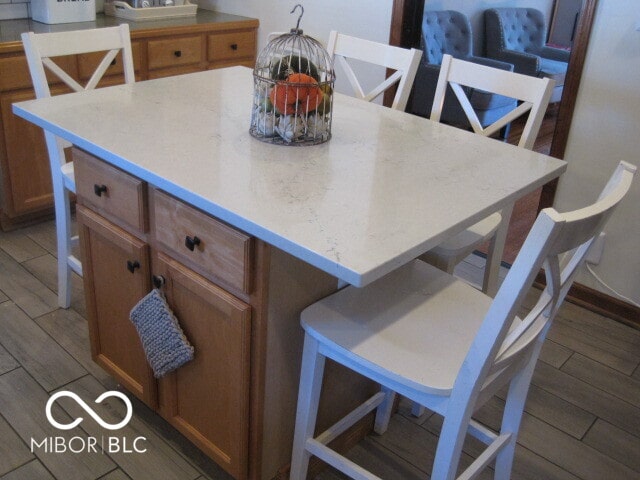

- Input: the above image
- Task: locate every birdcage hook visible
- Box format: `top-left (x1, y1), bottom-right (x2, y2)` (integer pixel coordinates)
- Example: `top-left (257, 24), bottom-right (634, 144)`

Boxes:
top-left (290, 4), bottom-right (304, 33)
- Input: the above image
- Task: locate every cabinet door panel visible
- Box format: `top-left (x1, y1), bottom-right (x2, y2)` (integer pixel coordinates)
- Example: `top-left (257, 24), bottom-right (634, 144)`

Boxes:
top-left (1, 90), bottom-right (53, 216)
top-left (156, 253), bottom-right (250, 480)
top-left (77, 205), bottom-right (157, 408)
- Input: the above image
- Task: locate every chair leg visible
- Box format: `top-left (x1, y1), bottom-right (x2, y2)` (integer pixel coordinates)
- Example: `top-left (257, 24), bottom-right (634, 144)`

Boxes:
top-left (55, 188), bottom-right (73, 309)
top-left (494, 347), bottom-right (540, 479)
top-left (290, 334), bottom-right (326, 480)
top-left (373, 386), bottom-right (396, 434)
top-left (410, 402), bottom-right (426, 418)
top-left (482, 203), bottom-right (514, 297)
top-left (431, 406), bottom-right (474, 480)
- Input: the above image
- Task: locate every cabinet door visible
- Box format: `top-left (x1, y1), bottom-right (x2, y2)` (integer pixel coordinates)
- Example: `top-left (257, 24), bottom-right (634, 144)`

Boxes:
top-left (77, 205), bottom-right (157, 408)
top-left (0, 90), bottom-right (52, 216)
top-left (155, 252), bottom-right (251, 480)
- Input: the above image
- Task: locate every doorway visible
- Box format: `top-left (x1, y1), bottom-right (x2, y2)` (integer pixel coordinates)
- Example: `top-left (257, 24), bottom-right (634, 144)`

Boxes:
top-left (389, 0), bottom-right (597, 265)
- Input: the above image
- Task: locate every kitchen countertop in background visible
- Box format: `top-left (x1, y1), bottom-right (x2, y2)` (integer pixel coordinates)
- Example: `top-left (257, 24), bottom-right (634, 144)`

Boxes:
top-left (0, 10), bottom-right (254, 46)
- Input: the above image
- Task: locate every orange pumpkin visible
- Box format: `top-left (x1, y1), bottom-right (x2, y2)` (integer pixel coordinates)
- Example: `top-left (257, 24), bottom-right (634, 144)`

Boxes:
top-left (269, 73), bottom-right (320, 115)
top-left (269, 83), bottom-right (298, 115)
top-left (301, 85), bottom-right (323, 114)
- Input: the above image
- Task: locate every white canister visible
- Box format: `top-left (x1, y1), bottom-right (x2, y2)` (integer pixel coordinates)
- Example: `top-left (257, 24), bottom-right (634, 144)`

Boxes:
top-left (31, 0), bottom-right (97, 25)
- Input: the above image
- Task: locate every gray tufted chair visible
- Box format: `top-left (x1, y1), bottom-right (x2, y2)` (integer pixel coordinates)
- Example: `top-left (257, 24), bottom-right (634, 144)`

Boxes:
top-left (408, 10), bottom-right (517, 135)
top-left (485, 8), bottom-right (570, 103)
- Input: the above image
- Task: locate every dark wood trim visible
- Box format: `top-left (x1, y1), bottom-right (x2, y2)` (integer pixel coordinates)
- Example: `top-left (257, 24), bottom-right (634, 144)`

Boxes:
top-left (540, 0), bottom-right (599, 210)
top-left (383, 0), bottom-right (408, 107)
top-left (567, 283), bottom-right (640, 330)
top-left (535, 272), bottom-right (640, 329)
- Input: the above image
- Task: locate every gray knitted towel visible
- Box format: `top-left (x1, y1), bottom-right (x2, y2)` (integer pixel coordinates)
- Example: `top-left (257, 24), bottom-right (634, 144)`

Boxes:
top-left (129, 289), bottom-right (194, 378)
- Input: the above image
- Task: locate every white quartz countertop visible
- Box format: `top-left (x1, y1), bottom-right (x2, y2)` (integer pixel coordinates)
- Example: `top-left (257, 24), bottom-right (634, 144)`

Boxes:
top-left (13, 66), bottom-right (566, 286)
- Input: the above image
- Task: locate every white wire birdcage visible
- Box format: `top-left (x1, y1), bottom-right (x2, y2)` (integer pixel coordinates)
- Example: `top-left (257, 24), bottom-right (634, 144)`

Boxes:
top-left (250, 5), bottom-right (335, 146)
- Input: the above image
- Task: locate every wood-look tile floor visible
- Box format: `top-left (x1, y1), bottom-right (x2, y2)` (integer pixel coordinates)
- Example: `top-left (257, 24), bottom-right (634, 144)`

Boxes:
top-left (1, 219), bottom-right (639, 480)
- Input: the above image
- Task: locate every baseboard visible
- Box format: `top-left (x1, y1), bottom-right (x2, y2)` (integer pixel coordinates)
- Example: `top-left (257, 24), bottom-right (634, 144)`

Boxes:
top-left (535, 273), bottom-right (640, 329)
top-left (565, 282), bottom-right (640, 330)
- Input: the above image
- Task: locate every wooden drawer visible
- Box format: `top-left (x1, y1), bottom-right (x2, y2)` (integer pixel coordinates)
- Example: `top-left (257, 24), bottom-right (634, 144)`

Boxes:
top-left (152, 189), bottom-right (253, 294)
top-left (148, 35), bottom-right (202, 70)
top-left (207, 31), bottom-right (255, 63)
top-left (73, 148), bottom-right (147, 234)
top-left (0, 54), bottom-right (76, 92)
top-left (77, 41), bottom-right (143, 81)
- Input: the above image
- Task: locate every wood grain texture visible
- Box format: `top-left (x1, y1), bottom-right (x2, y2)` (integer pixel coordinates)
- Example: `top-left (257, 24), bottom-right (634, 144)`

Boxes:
top-left (1, 460), bottom-right (55, 480)
top-left (0, 413), bottom-right (34, 476)
top-left (152, 189), bottom-right (253, 295)
top-left (0, 368), bottom-right (115, 480)
top-left (0, 302), bottom-right (86, 391)
top-left (74, 148), bottom-right (148, 236)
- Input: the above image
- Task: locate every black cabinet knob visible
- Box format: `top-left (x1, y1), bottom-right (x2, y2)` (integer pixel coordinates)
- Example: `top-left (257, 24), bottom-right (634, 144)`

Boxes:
top-left (230, 43), bottom-right (238, 51)
top-left (174, 50), bottom-right (182, 58)
top-left (126, 260), bottom-right (140, 273)
top-left (94, 184), bottom-right (108, 197)
top-left (152, 275), bottom-right (165, 289)
top-left (184, 235), bottom-right (201, 251)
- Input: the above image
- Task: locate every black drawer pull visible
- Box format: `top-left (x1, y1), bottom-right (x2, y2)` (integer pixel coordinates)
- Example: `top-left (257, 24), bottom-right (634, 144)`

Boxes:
top-left (230, 43), bottom-right (238, 51)
top-left (110, 59), bottom-right (117, 66)
top-left (126, 260), bottom-right (140, 273)
top-left (174, 50), bottom-right (182, 58)
top-left (152, 275), bottom-right (165, 289)
top-left (184, 235), bottom-right (201, 251)
top-left (94, 184), bottom-right (108, 197)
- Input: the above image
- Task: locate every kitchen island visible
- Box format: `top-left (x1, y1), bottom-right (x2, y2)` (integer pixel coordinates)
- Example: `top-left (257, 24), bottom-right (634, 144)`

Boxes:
top-left (13, 66), bottom-right (566, 479)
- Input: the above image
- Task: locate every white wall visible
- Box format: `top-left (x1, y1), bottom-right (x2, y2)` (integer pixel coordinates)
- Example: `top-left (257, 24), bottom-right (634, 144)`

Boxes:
top-left (197, 0), bottom-right (393, 99)
top-left (553, 0), bottom-right (640, 306)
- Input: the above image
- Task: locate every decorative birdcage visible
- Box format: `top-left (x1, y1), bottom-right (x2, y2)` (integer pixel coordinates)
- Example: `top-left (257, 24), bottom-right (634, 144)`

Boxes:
top-left (250, 5), bottom-right (335, 146)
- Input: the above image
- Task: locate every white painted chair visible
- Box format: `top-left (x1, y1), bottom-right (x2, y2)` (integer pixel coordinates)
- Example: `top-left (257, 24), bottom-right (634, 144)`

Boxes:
top-left (21, 25), bottom-right (135, 308)
top-left (290, 161), bottom-right (636, 480)
top-left (326, 30), bottom-right (422, 111)
top-left (421, 54), bottom-right (556, 297)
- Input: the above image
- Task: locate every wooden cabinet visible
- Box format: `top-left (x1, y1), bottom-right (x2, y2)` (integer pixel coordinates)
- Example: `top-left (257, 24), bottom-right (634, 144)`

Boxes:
top-left (77, 205), bottom-right (157, 408)
top-left (0, 12), bottom-right (258, 229)
top-left (155, 253), bottom-right (251, 480)
top-left (75, 148), bottom-right (255, 479)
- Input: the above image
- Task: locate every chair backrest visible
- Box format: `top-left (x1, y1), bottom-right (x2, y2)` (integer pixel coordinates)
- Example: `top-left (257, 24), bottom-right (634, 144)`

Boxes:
top-left (326, 31), bottom-right (422, 111)
top-left (458, 161), bottom-right (636, 412)
top-left (485, 8), bottom-right (547, 56)
top-left (431, 54), bottom-right (554, 149)
top-left (21, 24), bottom-right (135, 100)
top-left (421, 10), bottom-right (473, 65)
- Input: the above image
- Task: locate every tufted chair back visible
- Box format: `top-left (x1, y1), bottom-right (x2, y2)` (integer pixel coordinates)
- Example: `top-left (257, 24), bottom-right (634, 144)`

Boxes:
top-left (485, 8), bottom-right (547, 56)
top-left (484, 7), bottom-right (570, 103)
top-left (422, 10), bottom-right (473, 65)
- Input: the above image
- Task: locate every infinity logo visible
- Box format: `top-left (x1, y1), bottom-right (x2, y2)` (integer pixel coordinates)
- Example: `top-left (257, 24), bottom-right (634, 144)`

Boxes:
top-left (45, 391), bottom-right (133, 431)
